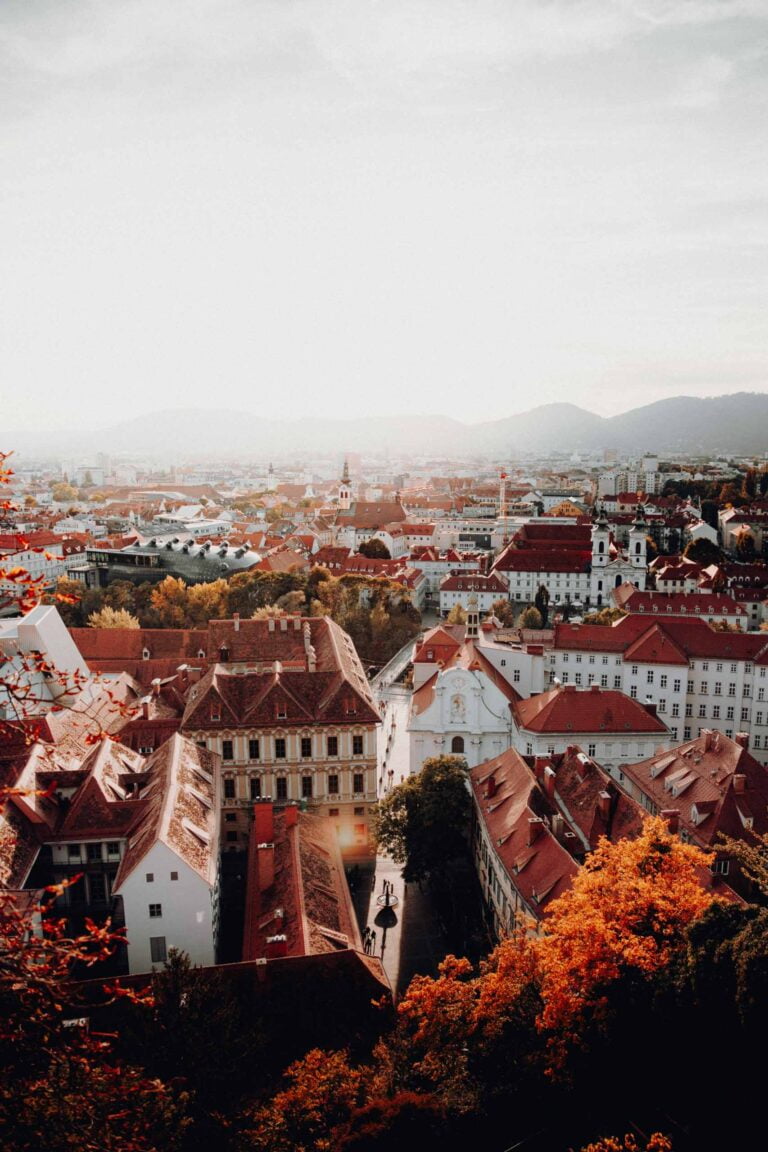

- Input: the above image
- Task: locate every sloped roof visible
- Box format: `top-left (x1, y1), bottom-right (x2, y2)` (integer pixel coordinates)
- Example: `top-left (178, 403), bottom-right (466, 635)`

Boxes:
top-left (514, 684), bottom-right (668, 735)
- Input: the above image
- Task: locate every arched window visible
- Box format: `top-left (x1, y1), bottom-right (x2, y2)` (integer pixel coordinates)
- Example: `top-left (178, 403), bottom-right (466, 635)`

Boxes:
top-left (615, 574), bottom-right (623, 588)
top-left (598, 540), bottom-right (605, 554)
top-left (451, 736), bottom-right (464, 754)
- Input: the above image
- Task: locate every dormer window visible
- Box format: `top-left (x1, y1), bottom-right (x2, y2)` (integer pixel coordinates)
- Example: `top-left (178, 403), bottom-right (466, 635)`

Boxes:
top-left (142, 647), bottom-right (150, 660)
top-left (275, 704), bottom-right (287, 720)
top-left (219, 645), bottom-right (230, 661)
top-left (210, 703), bottom-right (221, 721)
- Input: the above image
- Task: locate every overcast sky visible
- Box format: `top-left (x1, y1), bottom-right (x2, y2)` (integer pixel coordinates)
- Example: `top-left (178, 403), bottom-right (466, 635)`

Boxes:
top-left (2, 0), bottom-right (767, 434)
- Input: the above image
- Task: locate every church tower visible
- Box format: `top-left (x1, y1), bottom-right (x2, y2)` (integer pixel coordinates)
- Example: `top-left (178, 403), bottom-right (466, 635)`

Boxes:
top-left (591, 507), bottom-right (610, 569)
top-left (338, 459), bottom-right (352, 512)
top-left (629, 506), bottom-right (648, 573)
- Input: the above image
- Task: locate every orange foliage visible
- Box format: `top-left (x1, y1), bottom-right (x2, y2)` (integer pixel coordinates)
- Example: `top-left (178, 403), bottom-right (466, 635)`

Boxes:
top-left (535, 817), bottom-right (714, 1056)
top-left (239, 1048), bottom-right (368, 1152)
top-left (581, 1134), bottom-right (672, 1152)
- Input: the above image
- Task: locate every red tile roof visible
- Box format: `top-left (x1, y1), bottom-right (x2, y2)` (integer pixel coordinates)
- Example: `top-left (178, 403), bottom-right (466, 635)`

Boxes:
top-left (514, 684), bottom-right (669, 735)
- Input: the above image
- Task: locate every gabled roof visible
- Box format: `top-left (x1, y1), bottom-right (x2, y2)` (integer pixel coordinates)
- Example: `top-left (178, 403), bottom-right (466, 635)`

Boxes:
top-left (514, 684), bottom-right (668, 735)
top-left (469, 748), bottom-right (579, 919)
top-left (621, 731), bottom-right (768, 849)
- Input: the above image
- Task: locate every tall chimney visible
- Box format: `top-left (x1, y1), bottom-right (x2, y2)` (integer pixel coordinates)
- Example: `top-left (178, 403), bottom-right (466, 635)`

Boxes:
top-left (151, 677), bottom-right (162, 697)
top-left (661, 808), bottom-right (680, 834)
top-left (733, 774), bottom-right (746, 794)
top-left (254, 801), bottom-right (274, 844)
top-left (597, 790), bottom-right (611, 820)
top-left (233, 612), bottom-right (240, 632)
top-left (543, 765), bottom-right (556, 799)
top-left (284, 804), bottom-right (298, 829)
top-left (528, 816), bottom-right (543, 846)
top-left (257, 842), bottom-right (275, 892)
top-left (265, 934), bottom-right (288, 958)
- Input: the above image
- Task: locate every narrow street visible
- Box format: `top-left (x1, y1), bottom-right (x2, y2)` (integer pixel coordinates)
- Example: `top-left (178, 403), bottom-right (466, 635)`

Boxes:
top-left (351, 630), bottom-right (449, 997)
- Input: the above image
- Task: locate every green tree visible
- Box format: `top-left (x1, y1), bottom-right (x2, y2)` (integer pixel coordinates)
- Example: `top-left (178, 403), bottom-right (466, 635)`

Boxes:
top-left (359, 538), bottom-right (391, 560)
top-left (683, 537), bottom-right (721, 566)
top-left (372, 756), bottom-right (470, 883)
top-left (534, 584), bottom-right (550, 627)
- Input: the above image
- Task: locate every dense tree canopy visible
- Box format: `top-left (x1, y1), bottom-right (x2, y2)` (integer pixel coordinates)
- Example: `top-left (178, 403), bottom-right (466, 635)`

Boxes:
top-left (372, 756), bottom-right (470, 883)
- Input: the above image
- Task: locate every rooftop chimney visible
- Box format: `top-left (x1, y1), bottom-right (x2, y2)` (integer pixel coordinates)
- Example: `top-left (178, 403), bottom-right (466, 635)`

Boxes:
top-left (141, 697), bottom-right (150, 720)
top-left (265, 933), bottom-right (288, 959)
top-left (661, 808), bottom-right (680, 834)
top-left (280, 617), bottom-right (288, 631)
top-left (256, 842), bottom-right (275, 892)
top-left (233, 612), bottom-right (240, 632)
top-left (176, 663), bottom-right (189, 690)
top-left (597, 790), bottom-right (611, 820)
top-left (735, 732), bottom-right (749, 749)
top-left (151, 677), bottom-right (162, 697)
top-left (733, 773), bottom-right (746, 794)
top-left (268, 618), bottom-right (276, 632)
top-left (254, 800), bottom-right (274, 844)
top-left (528, 816), bottom-right (544, 846)
top-left (284, 804), bottom-right (298, 829)
top-left (543, 765), bottom-right (556, 799)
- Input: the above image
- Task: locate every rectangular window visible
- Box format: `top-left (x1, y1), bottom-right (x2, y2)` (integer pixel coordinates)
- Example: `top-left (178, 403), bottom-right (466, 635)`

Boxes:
top-left (631, 665), bottom-right (638, 675)
top-left (716, 662), bottom-right (723, 672)
top-left (150, 936), bottom-right (167, 963)
top-left (728, 684), bottom-right (736, 697)
top-left (329, 807), bottom-right (339, 817)
top-left (600, 674), bottom-right (608, 687)
top-left (700, 681), bottom-right (708, 695)
top-left (328, 773), bottom-right (339, 794)
top-left (146, 872), bottom-right (154, 883)
top-left (107, 842), bottom-right (120, 858)
top-left (249, 738), bottom-right (260, 760)
top-left (250, 777), bottom-right (261, 800)
top-left (354, 806), bottom-right (365, 816)
top-left (727, 707), bottom-right (735, 720)
top-left (742, 707), bottom-right (750, 722)
top-left (576, 654), bottom-right (582, 664)
top-left (712, 705), bottom-right (720, 719)
top-left (630, 686), bottom-right (637, 699)
top-left (352, 735), bottom-right (364, 756)
top-left (646, 670), bottom-right (654, 684)
top-left (575, 673), bottom-right (582, 686)
top-left (673, 679), bottom-right (681, 693)
top-left (714, 682), bottom-right (722, 696)
top-left (149, 904), bottom-right (162, 918)
top-left (660, 675), bottom-right (668, 688)
top-left (301, 775), bottom-right (313, 798)
top-left (671, 703), bottom-right (680, 717)
top-left (353, 772), bottom-right (364, 794)
top-left (68, 844), bottom-right (81, 861)
top-left (170, 871), bottom-right (178, 881)
top-left (327, 736), bottom-right (338, 756)
top-left (658, 699), bottom-right (666, 713)
top-left (301, 737), bottom-right (312, 758)
top-left (222, 739), bottom-right (234, 761)
top-left (513, 669), bottom-right (520, 682)
top-left (224, 778), bottom-right (235, 799)
top-left (275, 738), bottom-right (286, 759)
top-left (702, 662), bottom-right (709, 672)
top-left (614, 675), bottom-right (622, 689)
top-left (588, 743), bottom-right (596, 756)
top-left (699, 704), bottom-right (707, 718)
top-left (276, 777), bottom-right (288, 800)
top-left (88, 874), bottom-right (107, 904)
top-left (684, 726), bottom-right (691, 740)
top-left (685, 703), bottom-right (692, 717)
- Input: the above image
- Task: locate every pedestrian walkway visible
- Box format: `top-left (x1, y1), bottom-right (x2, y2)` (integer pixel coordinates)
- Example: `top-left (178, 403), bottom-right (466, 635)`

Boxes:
top-left (350, 855), bottom-right (448, 998)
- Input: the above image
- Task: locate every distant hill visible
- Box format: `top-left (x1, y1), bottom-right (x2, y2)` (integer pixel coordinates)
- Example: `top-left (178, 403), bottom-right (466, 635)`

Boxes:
top-left (15, 392), bottom-right (768, 460)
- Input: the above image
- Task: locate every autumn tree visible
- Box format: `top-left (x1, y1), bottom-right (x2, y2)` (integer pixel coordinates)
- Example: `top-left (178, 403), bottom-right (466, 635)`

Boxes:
top-left (518, 605), bottom-right (543, 630)
top-left (488, 598), bottom-right (515, 626)
top-left (51, 481), bottom-right (78, 503)
top-left (446, 604), bottom-right (467, 624)
top-left (87, 606), bottom-right (140, 629)
top-left (238, 1048), bottom-right (367, 1152)
top-left (372, 756), bottom-right (470, 883)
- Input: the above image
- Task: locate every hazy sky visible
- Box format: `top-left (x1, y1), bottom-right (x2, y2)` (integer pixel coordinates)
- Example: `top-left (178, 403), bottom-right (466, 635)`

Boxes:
top-left (2, 0), bottom-right (767, 433)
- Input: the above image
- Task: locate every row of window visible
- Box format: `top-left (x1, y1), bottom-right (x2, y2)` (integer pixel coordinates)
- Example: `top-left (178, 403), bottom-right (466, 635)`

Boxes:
top-left (220, 734), bottom-right (365, 761)
top-left (223, 771), bottom-right (367, 801)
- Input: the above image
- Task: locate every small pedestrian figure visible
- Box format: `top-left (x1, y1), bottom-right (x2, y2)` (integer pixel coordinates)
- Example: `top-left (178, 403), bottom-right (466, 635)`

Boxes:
top-left (370, 930), bottom-right (376, 953)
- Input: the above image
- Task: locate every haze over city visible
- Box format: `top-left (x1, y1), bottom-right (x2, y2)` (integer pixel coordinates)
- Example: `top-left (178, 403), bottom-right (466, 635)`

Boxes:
top-left (3, 0), bottom-right (767, 435)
